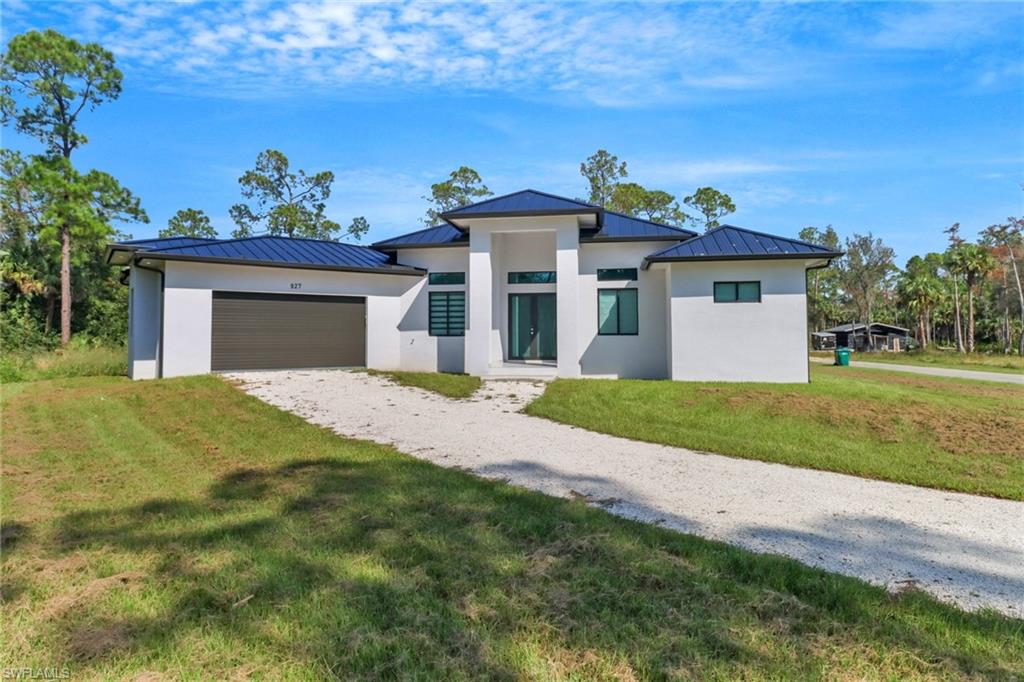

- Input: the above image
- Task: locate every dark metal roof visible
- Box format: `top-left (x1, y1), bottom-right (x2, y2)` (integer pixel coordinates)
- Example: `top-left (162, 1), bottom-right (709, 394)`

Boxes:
top-left (104, 236), bottom-right (223, 264)
top-left (371, 224), bottom-right (468, 250)
top-left (119, 236), bottom-right (221, 249)
top-left (376, 210), bottom-right (693, 249)
top-left (645, 225), bottom-right (844, 263)
top-left (441, 189), bottom-right (601, 221)
top-left (583, 211), bottom-right (696, 242)
top-left (824, 322), bottom-right (909, 334)
top-left (135, 236), bottom-right (424, 276)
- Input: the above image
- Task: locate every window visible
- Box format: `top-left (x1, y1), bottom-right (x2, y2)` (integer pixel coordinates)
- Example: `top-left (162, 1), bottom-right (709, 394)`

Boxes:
top-left (713, 281), bottom-right (761, 303)
top-left (598, 289), bottom-right (638, 335)
top-left (428, 272), bottom-right (465, 285)
top-left (429, 292), bottom-right (465, 336)
top-left (597, 268), bottom-right (638, 282)
top-left (508, 271), bottom-right (556, 284)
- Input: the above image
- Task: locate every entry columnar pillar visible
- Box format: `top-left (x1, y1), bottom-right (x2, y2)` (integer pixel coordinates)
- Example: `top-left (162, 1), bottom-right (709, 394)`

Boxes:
top-left (466, 228), bottom-right (493, 376)
top-left (555, 223), bottom-right (581, 377)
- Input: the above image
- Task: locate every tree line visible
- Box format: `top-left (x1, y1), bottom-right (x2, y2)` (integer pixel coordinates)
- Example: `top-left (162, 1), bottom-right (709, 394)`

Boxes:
top-left (800, 216), bottom-right (1024, 355)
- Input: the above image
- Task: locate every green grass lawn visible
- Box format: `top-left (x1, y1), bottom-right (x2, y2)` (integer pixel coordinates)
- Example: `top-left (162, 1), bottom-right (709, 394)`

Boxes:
top-left (527, 365), bottom-right (1024, 500)
top-left (3, 376), bottom-right (1021, 679)
top-left (367, 369), bottom-right (482, 398)
top-left (811, 349), bottom-right (1024, 374)
top-left (0, 344), bottom-right (126, 383)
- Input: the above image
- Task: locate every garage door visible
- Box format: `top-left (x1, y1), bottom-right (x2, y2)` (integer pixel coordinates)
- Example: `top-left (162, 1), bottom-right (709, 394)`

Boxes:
top-left (211, 292), bottom-right (365, 371)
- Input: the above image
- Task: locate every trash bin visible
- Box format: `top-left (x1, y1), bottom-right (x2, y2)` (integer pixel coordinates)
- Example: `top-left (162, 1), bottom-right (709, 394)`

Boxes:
top-left (834, 347), bottom-right (851, 367)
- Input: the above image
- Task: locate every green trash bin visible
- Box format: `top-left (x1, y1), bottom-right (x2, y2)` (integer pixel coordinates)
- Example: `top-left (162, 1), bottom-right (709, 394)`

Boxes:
top-left (834, 347), bottom-right (851, 367)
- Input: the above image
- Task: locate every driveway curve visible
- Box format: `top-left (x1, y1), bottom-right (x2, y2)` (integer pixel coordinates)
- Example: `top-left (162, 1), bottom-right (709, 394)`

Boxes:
top-left (231, 370), bottom-right (1024, 617)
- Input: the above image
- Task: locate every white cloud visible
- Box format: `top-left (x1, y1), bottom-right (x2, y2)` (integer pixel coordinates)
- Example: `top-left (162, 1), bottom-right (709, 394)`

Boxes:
top-left (0, 1), bottom-right (841, 104)
top-left (867, 3), bottom-right (1021, 51)
top-left (5, 1), bottom-right (1021, 105)
top-left (632, 159), bottom-right (794, 186)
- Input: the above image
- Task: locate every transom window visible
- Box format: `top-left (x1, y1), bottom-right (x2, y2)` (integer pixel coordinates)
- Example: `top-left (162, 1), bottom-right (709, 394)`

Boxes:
top-left (508, 271), bottom-right (557, 284)
top-left (598, 289), bottom-right (639, 336)
top-left (713, 281), bottom-right (761, 303)
top-left (428, 272), bottom-right (465, 285)
top-left (597, 268), bottom-right (638, 282)
top-left (429, 292), bottom-right (465, 336)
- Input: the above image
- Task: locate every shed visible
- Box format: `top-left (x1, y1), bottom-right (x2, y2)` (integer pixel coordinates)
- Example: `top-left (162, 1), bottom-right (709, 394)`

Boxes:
top-left (823, 323), bottom-right (910, 352)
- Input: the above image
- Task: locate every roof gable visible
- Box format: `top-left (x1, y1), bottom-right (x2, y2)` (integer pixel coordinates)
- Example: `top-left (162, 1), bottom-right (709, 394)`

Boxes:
top-left (645, 225), bottom-right (843, 263)
top-left (441, 189), bottom-right (599, 219)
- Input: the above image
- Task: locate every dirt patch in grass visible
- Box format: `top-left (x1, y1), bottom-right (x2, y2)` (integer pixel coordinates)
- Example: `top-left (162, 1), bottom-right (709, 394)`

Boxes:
top-left (703, 388), bottom-right (1024, 458)
top-left (43, 571), bottom-right (145, 619)
top-left (67, 621), bottom-right (134, 660)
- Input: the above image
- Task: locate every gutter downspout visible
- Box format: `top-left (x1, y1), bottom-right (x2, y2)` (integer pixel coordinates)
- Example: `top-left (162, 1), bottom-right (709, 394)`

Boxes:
top-left (133, 260), bottom-right (166, 379)
top-left (805, 259), bottom-right (837, 382)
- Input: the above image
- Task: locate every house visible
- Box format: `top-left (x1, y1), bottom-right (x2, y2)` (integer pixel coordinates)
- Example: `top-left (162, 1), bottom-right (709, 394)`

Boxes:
top-left (822, 322), bottom-right (910, 352)
top-left (106, 190), bottom-right (842, 383)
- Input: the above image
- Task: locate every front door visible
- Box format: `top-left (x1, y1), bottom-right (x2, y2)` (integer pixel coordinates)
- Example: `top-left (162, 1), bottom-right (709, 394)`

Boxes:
top-left (508, 293), bottom-right (556, 360)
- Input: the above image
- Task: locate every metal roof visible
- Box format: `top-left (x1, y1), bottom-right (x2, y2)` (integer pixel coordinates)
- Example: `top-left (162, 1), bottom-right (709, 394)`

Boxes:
top-left (135, 236), bottom-right (424, 276)
top-left (375, 209), bottom-right (693, 249)
top-left (645, 225), bottom-right (844, 263)
top-left (583, 211), bottom-right (696, 242)
top-left (372, 224), bottom-right (468, 250)
top-left (118, 236), bottom-right (221, 249)
top-left (824, 322), bottom-right (909, 334)
top-left (104, 236), bottom-right (223, 264)
top-left (441, 189), bottom-right (601, 220)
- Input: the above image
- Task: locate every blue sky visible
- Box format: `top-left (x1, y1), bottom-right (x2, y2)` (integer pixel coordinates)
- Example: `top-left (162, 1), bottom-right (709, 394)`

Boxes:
top-left (3, 1), bottom-right (1022, 263)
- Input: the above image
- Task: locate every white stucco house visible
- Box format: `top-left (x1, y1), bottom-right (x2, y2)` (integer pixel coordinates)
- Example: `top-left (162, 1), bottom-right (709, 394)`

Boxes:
top-left (106, 190), bottom-right (842, 383)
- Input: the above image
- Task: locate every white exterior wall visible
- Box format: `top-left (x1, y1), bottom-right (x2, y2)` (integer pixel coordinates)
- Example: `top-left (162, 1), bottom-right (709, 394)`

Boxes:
top-left (494, 231), bottom-right (557, 363)
top-left (125, 230), bottom-right (818, 384)
top-left (394, 247), bottom-right (468, 373)
top-left (158, 260), bottom-right (419, 378)
top-left (127, 266), bottom-right (162, 379)
top-left (555, 224), bottom-right (581, 377)
top-left (578, 242), bottom-right (676, 379)
top-left (667, 259), bottom-right (811, 382)
top-left (463, 216), bottom-right (579, 374)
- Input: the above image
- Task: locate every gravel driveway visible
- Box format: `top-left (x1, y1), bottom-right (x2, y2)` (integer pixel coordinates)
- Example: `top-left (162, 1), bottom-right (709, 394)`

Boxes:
top-left (231, 369), bottom-right (1024, 617)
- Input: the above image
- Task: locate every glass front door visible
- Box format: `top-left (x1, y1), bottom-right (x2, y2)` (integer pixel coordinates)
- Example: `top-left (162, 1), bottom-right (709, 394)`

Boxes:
top-left (508, 293), bottom-right (557, 360)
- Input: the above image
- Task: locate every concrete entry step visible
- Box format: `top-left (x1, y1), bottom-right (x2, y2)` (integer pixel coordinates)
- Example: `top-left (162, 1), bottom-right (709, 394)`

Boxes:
top-left (481, 362), bottom-right (558, 381)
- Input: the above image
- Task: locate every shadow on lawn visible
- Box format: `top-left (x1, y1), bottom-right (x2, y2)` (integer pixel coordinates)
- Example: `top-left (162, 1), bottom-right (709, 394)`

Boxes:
top-left (50, 456), bottom-right (1021, 678)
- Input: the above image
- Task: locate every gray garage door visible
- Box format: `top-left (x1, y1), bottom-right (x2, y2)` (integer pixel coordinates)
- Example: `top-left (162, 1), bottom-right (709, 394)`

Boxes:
top-left (211, 292), bottom-right (365, 371)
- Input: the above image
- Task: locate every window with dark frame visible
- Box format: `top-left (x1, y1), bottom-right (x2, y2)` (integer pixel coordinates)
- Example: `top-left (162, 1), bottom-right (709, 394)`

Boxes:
top-left (597, 288), bottom-right (639, 335)
top-left (508, 271), bottom-right (556, 284)
top-left (428, 272), bottom-right (465, 285)
top-left (597, 268), bottom-right (638, 282)
top-left (713, 281), bottom-right (761, 303)
top-left (429, 291), bottom-right (465, 336)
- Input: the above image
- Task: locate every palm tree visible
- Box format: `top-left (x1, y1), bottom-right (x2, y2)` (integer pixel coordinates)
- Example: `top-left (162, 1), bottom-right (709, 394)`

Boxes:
top-left (943, 224), bottom-right (966, 353)
top-left (957, 244), bottom-right (996, 353)
top-left (898, 269), bottom-right (943, 349)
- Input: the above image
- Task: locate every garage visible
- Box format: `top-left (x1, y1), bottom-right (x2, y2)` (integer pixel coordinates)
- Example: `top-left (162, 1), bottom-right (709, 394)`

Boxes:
top-left (211, 291), bottom-right (365, 371)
